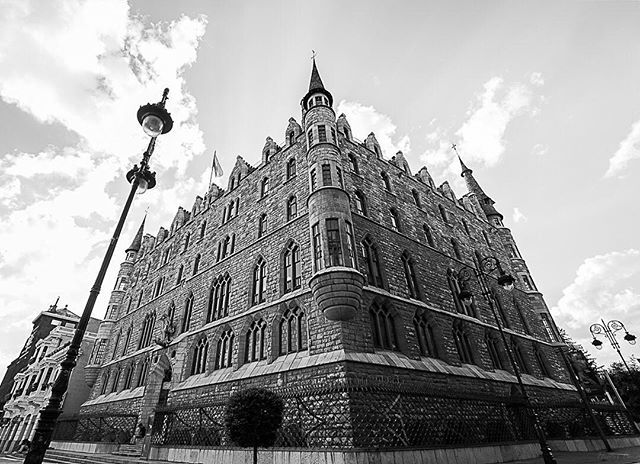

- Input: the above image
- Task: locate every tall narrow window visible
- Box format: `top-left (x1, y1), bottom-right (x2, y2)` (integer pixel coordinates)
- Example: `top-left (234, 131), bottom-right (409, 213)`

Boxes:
top-left (447, 269), bottom-right (475, 317)
top-left (286, 158), bottom-right (296, 179)
top-left (100, 372), bottom-right (110, 395)
top-left (287, 196), bottom-right (297, 221)
top-left (122, 326), bottom-right (132, 356)
top-left (381, 172), bottom-right (392, 192)
top-left (137, 358), bottom-right (149, 387)
top-left (287, 131), bottom-right (295, 145)
top-left (494, 294), bottom-right (510, 329)
top-left (413, 313), bottom-right (438, 358)
top-left (176, 265), bottom-right (184, 286)
top-left (235, 198), bottom-right (240, 216)
top-left (111, 332), bottom-right (121, 361)
top-left (200, 221), bottom-right (207, 238)
top-left (343, 127), bottom-right (350, 140)
top-left (520, 273), bottom-right (537, 292)
top-left (345, 221), bottom-right (357, 268)
top-left (389, 208), bottom-right (401, 232)
top-left (462, 219), bottom-right (471, 236)
top-left (258, 214), bottom-right (268, 238)
top-left (483, 230), bottom-right (492, 248)
top-left (138, 313), bottom-right (156, 349)
top-left (312, 222), bottom-right (323, 271)
top-left (244, 319), bottom-right (267, 363)
top-left (507, 243), bottom-right (521, 259)
top-left (348, 153), bottom-right (359, 174)
top-left (362, 237), bottom-right (384, 288)
top-left (423, 224), bottom-right (435, 247)
top-left (330, 127), bottom-right (336, 143)
top-left (401, 251), bottom-right (420, 299)
top-left (534, 346), bottom-right (551, 378)
top-left (183, 232), bottom-right (191, 252)
top-left (453, 322), bottom-right (474, 364)
top-left (182, 294), bottom-right (194, 333)
top-left (354, 191), bottom-right (367, 215)
top-left (153, 278), bottom-right (163, 298)
top-left (540, 313), bottom-right (558, 342)
top-left (321, 164), bottom-right (332, 186)
top-left (137, 290), bottom-right (144, 308)
top-left (193, 254), bottom-right (201, 275)
top-left (318, 125), bottom-right (327, 142)
top-left (486, 333), bottom-right (505, 370)
top-left (451, 238), bottom-right (462, 260)
top-left (162, 247), bottom-right (171, 265)
top-left (260, 177), bottom-right (269, 198)
top-left (284, 243), bottom-right (301, 293)
top-left (279, 307), bottom-right (307, 355)
top-left (369, 304), bottom-right (399, 351)
top-left (307, 129), bottom-right (313, 146)
top-left (222, 208), bottom-right (227, 225)
top-left (439, 205), bottom-right (449, 224)
top-left (252, 258), bottom-right (267, 305)
top-left (511, 339), bottom-right (529, 374)
top-left (208, 273), bottom-right (231, 322)
top-left (110, 369), bottom-right (121, 393)
top-left (228, 201), bottom-right (235, 219)
top-left (412, 189), bottom-right (421, 208)
top-left (326, 218), bottom-right (343, 266)
top-left (214, 329), bottom-right (234, 370)
top-left (221, 235), bottom-right (230, 259)
top-left (513, 299), bottom-right (531, 335)
top-left (191, 337), bottom-right (209, 375)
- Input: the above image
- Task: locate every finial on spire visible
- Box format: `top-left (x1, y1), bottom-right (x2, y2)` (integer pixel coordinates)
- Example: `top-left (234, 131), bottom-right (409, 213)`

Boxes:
top-left (452, 143), bottom-right (472, 177)
top-left (311, 49), bottom-right (317, 60)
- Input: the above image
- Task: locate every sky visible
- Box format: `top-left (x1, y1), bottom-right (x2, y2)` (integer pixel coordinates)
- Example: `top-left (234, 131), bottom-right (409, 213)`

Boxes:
top-left (1, 0), bottom-right (639, 374)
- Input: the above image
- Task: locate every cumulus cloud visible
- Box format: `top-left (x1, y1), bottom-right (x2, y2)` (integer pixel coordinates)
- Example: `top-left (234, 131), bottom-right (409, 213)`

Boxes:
top-left (605, 119), bottom-right (640, 178)
top-left (512, 207), bottom-right (528, 223)
top-left (421, 74), bottom-right (544, 188)
top-left (337, 100), bottom-right (411, 158)
top-left (0, 0), bottom-right (208, 370)
top-left (552, 249), bottom-right (640, 366)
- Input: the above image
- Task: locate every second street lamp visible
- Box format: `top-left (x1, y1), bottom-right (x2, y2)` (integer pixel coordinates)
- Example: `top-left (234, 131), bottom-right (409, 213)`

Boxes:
top-left (589, 320), bottom-right (637, 374)
top-left (24, 89), bottom-right (173, 464)
top-left (454, 256), bottom-right (557, 464)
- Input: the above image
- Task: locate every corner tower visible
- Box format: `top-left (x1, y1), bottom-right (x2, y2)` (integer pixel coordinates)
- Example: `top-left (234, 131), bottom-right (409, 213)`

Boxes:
top-left (458, 155), bottom-right (505, 227)
top-left (303, 59), bottom-right (365, 322)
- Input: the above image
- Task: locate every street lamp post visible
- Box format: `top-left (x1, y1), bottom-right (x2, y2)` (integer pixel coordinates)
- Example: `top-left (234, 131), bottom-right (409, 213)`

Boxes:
top-left (589, 320), bottom-right (636, 374)
top-left (455, 256), bottom-right (557, 464)
top-left (24, 89), bottom-right (173, 464)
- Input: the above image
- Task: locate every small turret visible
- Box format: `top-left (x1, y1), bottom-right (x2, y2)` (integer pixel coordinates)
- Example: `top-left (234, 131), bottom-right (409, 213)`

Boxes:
top-left (457, 154), bottom-right (504, 227)
top-left (126, 216), bottom-right (145, 254)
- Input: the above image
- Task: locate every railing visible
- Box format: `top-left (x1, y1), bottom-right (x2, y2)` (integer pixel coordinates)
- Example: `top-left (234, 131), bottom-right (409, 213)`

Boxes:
top-left (53, 413), bottom-right (137, 444)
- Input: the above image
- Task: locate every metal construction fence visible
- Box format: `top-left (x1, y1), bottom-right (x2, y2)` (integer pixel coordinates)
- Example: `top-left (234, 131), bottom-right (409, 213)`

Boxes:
top-left (56, 383), bottom-right (638, 449)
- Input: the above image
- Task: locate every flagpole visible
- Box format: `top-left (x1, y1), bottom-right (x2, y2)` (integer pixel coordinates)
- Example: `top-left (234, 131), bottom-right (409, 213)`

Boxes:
top-left (208, 150), bottom-right (216, 187)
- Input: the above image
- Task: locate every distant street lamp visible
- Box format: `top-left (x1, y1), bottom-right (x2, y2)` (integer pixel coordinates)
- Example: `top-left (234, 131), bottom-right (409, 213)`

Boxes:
top-left (455, 256), bottom-right (557, 464)
top-left (24, 89), bottom-right (173, 464)
top-left (589, 320), bottom-right (636, 374)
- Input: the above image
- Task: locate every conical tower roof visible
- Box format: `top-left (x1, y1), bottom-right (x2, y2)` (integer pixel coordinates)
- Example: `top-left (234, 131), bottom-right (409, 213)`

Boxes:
top-left (126, 216), bottom-right (146, 253)
top-left (302, 58), bottom-right (333, 107)
top-left (457, 153), bottom-right (503, 220)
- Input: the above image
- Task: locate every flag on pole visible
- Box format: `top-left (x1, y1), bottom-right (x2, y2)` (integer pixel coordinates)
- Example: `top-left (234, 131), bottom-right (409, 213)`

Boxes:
top-left (212, 150), bottom-right (224, 177)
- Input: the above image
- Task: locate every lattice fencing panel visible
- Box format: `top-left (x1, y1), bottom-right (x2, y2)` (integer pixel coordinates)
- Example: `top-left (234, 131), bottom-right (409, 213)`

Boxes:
top-left (73, 414), bottom-right (137, 443)
top-left (52, 416), bottom-right (79, 441)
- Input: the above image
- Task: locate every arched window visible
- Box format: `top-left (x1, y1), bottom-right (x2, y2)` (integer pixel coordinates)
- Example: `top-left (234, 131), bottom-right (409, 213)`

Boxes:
top-left (389, 208), bottom-right (401, 232)
top-left (486, 332), bottom-right (505, 370)
top-left (353, 191), bottom-right (367, 215)
top-left (122, 325), bottom-right (132, 355)
top-left (214, 329), bottom-right (234, 370)
top-left (343, 126), bottom-right (350, 140)
top-left (447, 269), bottom-right (475, 317)
top-left (193, 254), bottom-right (201, 275)
top-left (413, 313), bottom-right (438, 358)
top-left (381, 172), bottom-right (392, 192)
top-left (369, 304), bottom-right (399, 351)
top-left (138, 312), bottom-right (156, 349)
top-left (100, 372), bottom-right (110, 395)
top-left (260, 177), bottom-right (269, 198)
top-left (348, 153), bottom-right (359, 174)
top-left (136, 358), bottom-right (150, 387)
top-left (534, 345), bottom-right (551, 378)
top-left (462, 219), bottom-right (471, 236)
top-left (200, 220), bottom-right (207, 238)
top-left (252, 257), bottom-right (267, 305)
top-left (191, 337), bottom-right (209, 375)
top-left (167, 302), bottom-right (175, 326)
top-left (230, 177), bottom-right (236, 190)
top-left (162, 246), bottom-right (171, 265)
top-left (227, 201), bottom-right (235, 219)
top-left (286, 158), bottom-right (297, 179)
top-left (235, 197), bottom-right (240, 217)
top-left (182, 294), bottom-right (194, 333)
top-left (453, 321), bottom-right (474, 364)
top-left (287, 132), bottom-right (295, 146)
top-left (321, 163), bottom-right (332, 186)
top-left (451, 238), bottom-right (462, 260)
top-left (326, 218), bottom-right (343, 266)
top-left (513, 299), bottom-right (531, 335)
top-left (207, 273), bottom-right (231, 322)
top-left (258, 214), bottom-right (268, 238)
top-left (219, 235), bottom-right (231, 260)
top-left (401, 251), bottom-right (420, 299)
top-left (412, 189), bottom-right (421, 208)
top-left (423, 224), bottom-right (435, 247)
top-left (176, 265), bottom-right (184, 286)
top-left (153, 277), bottom-right (164, 298)
top-left (279, 307), bottom-right (307, 355)
top-left (312, 222), bottom-right (322, 271)
top-left (111, 330), bottom-right (121, 361)
top-left (123, 365), bottom-right (134, 390)
top-left (362, 237), bottom-right (384, 288)
top-left (284, 243), bottom-right (301, 293)
top-left (287, 196), bottom-right (297, 221)
top-left (110, 368), bottom-right (121, 393)
top-left (244, 319), bottom-right (267, 363)
top-left (183, 232), bottom-right (191, 252)
top-left (482, 230), bottom-right (492, 248)
top-left (137, 290), bottom-right (144, 308)
top-left (511, 338), bottom-right (529, 374)
top-left (439, 205), bottom-right (449, 224)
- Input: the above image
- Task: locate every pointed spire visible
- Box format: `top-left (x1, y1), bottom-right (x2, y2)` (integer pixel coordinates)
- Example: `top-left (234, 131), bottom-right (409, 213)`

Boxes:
top-left (308, 58), bottom-right (325, 92)
top-left (458, 155), bottom-right (472, 177)
top-left (126, 216), bottom-right (146, 253)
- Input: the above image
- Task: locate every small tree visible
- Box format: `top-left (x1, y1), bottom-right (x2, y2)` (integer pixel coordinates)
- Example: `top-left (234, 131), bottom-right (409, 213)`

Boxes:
top-left (224, 387), bottom-right (284, 464)
top-left (607, 362), bottom-right (640, 422)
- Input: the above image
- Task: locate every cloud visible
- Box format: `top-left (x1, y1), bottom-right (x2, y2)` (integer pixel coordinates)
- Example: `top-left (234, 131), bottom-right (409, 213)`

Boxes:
top-left (605, 119), bottom-right (640, 178)
top-left (552, 249), bottom-right (640, 366)
top-left (512, 207), bottom-right (528, 223)
top-left (0, 0), bottom-right (208, 371)
top-left (530, 72), bottom-right (544, 87)
top-left (531, 143), bottom-right (549, 156)
top-left (337, 100), bottom-right (411, 158)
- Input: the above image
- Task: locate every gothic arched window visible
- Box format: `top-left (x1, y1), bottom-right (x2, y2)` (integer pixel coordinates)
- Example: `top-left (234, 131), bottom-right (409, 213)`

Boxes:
top-left (412, 189), bottom-right (421, 208)
top-left (110, 369), bottom-right (121, 393)
top-left (389, 208), bottom-right (401, 232)
top-left (252, 257), bottom-right (267, 305)
top-left (284, 243), bottom-right (301, 293)
top-left (207, 273), bottom-right (231, 322)
top-left (214, 329), bottom-right (234, 370)
top-left (511, 338), bottom-right (530, 374)
top-left (200, 220), bottom-right (207, 238)
top-left (413, 313), bottom-right (438, 358)
top-left (260, 177), bottom-right (269, 198)
top-left (354, 190), bottom-right (367, 215)
top-left (439, 204), bottom-right (449, 224)
top-left (182, 294), bottom-right (194, 333)
top-left (348, 153), bottom-right (359, 173)
top-left (369, 303), bottom-right (399, 351)
top-left (111, 331), bottom-right (121, 361)
top-left (423, 224), bottom-right (435, 247)
top-left (401, 251), bottom-right (420, 299)
top-left (138, 313), bottom-right (156, 349)
top-left (122, 325), bottom-right (132, 355)
top-left (362, 237), bottom-right (384, 288)
top-left (176, 265), bottom-right (184, 286)
top-left (453, 321), bottom-right (474, 364)
top-left (447, 268), bottom-right (475, 318)
top-left (451, 238), bottom-right (462, 260)
top-left (123, 365), bottom-right (134, 390)
top-left (258, 214), bottom-right (268, 238)
top-left (136, 357), bottom-right (150, 387)
top-left (191, 337), bottom-right (209, 376)
top-left (287, 196), bottom-right (297, 221)
top-left (183, 232), bottom-right (191, 252)
top-left (279, 307), bottom-right (307, 355)
top-left (286, 158), bottom-right (296, 179)
top-left (244, 319), bottom-right (267, 363)
top-left (486, 332), bottom-right (505, 370)
top-left (381, 171), bottom-right (392, 192)
top-left (534, 345), bottom-right (551, 378)
top-left (193, 254), bottom-right (201, 275)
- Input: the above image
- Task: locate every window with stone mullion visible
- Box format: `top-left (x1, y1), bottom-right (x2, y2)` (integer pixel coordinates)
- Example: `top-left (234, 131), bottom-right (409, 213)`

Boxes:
top-left (453, 325), bottom-right (474, 364)
top-left (486, 335), bottom-right (504, 370)
top-left (215, 331), bottom-right (234, 370)
top-left (244, 320), bottom-right (266, 363)
top-left (362, 239), bottom-right (384, 288)
top-left (284, 244), bottom-right (301, 293)
top-left (414, 315), bottom-right (438, 358)
top-left (279, 307), bottom-right (307, 355)
top-left (191, 338), bottom-right (209, 375)
top-left (326, 218), bottom-right (343, 266)
top-left (402, 252), bottom-right (420, 299)
top-left (370, 305), bottom-right (398, 351)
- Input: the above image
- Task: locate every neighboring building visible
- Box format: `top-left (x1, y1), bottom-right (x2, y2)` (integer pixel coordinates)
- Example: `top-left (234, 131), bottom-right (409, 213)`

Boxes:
top-left (67, 61), bottom-right (637, 463)
top-left (0, 302), bottom-right (100, 453)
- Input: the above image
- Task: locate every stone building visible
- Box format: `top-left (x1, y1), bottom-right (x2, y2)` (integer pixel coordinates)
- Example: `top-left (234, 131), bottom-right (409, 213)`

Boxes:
top-left (62, 61), bottom-right (637, 463)
top-left (0, 303), bottom-right (99, 453)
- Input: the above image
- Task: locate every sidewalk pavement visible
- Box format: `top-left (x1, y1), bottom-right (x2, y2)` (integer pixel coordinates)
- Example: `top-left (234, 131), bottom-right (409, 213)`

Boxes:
top-left (508, 446), bottom-right (640, 464)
